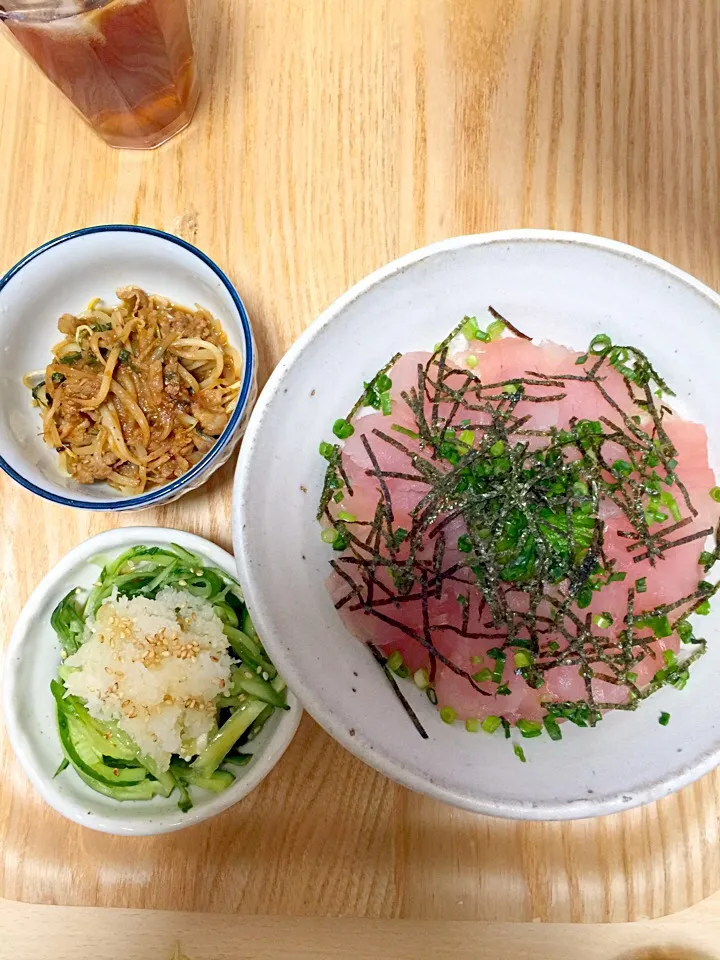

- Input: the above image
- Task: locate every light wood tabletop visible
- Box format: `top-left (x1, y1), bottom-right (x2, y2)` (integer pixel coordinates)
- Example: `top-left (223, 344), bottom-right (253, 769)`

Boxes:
top-left (1, 0), bottom-right (720, 955)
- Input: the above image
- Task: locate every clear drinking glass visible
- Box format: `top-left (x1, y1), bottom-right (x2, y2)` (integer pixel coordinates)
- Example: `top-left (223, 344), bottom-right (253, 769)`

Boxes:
top-left (0, 0), bottom-right (199, 149)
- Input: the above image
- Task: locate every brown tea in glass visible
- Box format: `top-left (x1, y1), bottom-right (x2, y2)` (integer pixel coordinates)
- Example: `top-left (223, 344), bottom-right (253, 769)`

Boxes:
top-left (0, 0), bottom-right (199, 149)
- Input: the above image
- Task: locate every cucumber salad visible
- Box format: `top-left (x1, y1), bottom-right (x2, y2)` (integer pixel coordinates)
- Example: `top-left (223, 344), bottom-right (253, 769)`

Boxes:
top-left (50, 543), bottom-right (288, 811)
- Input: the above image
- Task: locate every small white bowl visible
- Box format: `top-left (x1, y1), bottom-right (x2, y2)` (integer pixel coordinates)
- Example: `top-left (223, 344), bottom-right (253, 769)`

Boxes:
top-left (233, 230), bottom-right (720, 820)
top-left (0, 225), bottom-right (257, 511)
top-left (2, 527), bottom-right (301, 836)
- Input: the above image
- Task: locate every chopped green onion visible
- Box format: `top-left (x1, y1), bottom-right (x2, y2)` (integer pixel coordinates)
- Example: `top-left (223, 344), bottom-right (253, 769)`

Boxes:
top-left (457, 535), bottom-right (472, 553)
top-left (513, 651), bottom-right (533, 668)
top-left (487, 319), bottom-right (505, 341)
top-left (319, 441), bottom-right (336, 460)
top-left (391, 424), bottom-right (420, 439)
top-left (472, 668), bottom-right (492, 683)
top-left (465, 718), bottom-right (480, 733)
top-left (496, 683), bottom-right (511, 696)
top-left (481, 715), bottom-right (501, 734)
top-left (426, 687), bottom-right (438, 705)
top-left (502, 383), bottom-right (518, 395)
top-left (696, 599), bottom-right (711, 615)
top-left (488, 648), bottom-right (506, 683)
top-left (387, 651), bottom-right (403, 673)
top-left (659, 711), bottom-right (671, 726)
top-left (576, 585), bottom-right (593, 609)
top-left (440, 706), bottom-right (457, 725)
top-left (589, 333), bottom-right (612, 355)
top-left (626, 672), bottom-right (638, 683)
top-left (393, 528), bottom-right (409, 547)
top-left (710, 487), bottom-right (720, 503)
top-left (516, 719), bottom-right (542, 738)
top-left (461, 316), bottom-right (479, 340)
top-left (677, 621), bottom-right (694, 644)
top-left (459, 430), bottom-right (475, 447)
top-left (413, 668), bottom-right (429, 690)
top-left (380, 392), bottom-right (392, 416)
top-left (466, 355), bottom-right (478, 370)
top-left (513, 744), bottom-right (527, 763)
top-left (490, 440), bottom-right (505, 457)
top-left (575, 353), bottom-right (589, 365)
top-left (636, 614), bottom-right (672, 638)
top-left (659, 491), bottom-right (681, 522)
top-left (593, 613), bottom-right (613, 630)
top-left (636, 577), bottom-right (647, 593)
top-left (332, 418), bottom-right (355, 440)
top-left (321, 527), bottom-right (339, 544)
top-left (611, 459), bottom-right (633, 477)
top-left (663, 649), bottom-right (676, 666)
top-left (337, 510), bottom-right (357, 523)
top-left (543, 716), bottom-right (562, 741)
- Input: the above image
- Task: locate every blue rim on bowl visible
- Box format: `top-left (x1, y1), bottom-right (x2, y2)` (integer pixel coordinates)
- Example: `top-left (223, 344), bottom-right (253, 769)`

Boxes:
top-left (0, 225), bottom-right (255, 510)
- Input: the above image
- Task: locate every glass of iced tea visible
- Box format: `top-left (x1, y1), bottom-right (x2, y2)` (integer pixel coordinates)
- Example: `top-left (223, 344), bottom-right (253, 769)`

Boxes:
top-left (0, 0), bottom-right (199, 149)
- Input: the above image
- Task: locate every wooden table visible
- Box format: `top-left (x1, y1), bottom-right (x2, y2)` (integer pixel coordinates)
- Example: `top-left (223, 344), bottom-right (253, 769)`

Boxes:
top-left (1, 0), bottom-right (720, 955)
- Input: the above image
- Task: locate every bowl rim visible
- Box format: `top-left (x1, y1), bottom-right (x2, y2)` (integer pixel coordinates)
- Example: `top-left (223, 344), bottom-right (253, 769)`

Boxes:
top-left (233, 228), bottom-right (720, 820)
top-left (2, 526), bottom-right (302, 836)
top-left (0, 224), bottom-right (255, 510)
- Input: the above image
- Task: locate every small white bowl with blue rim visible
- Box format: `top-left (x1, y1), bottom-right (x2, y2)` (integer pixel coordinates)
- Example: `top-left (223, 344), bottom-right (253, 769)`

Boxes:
top-left (0, 225), bottom-right (256, 511)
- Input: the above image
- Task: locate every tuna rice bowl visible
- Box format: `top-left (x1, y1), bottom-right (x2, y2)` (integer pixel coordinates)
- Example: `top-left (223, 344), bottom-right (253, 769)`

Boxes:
top-left (317, 309), bottom-right (720, 752)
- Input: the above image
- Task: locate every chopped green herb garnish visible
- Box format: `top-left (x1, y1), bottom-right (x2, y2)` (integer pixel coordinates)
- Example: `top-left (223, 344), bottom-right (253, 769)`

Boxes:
top-left (513, 744), bottom-right (527, 763)
top-left (659, 711), bottom-right (670, 726)
top-left (471, 668), bottom-right (492, 683)
top-left (543, 716), bottom-right (562, 741)
top-left (333, 418), bottom-right (355, 440)
top-left (481, 715), bottom-right (502, 734)
top-left (387, 651), bottom-right (403, 673)
top-left (516, 719), bottom-right (542, 738)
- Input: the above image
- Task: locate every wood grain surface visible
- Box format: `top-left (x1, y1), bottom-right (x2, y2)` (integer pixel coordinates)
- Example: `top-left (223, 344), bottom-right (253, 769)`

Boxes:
top-left (1, 891), bottom-right (720, 960)
top-left (1, 0), bottom-right (720, 926)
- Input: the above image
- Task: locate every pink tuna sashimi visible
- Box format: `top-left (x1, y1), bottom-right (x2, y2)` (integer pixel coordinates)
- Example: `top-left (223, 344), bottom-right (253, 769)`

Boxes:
top-left (324, 331), bottom-right (719, 730)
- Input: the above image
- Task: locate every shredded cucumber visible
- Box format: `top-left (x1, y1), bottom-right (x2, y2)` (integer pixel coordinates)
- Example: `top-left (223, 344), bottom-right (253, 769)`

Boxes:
top-left (50, 545), bottom-right (288, 811)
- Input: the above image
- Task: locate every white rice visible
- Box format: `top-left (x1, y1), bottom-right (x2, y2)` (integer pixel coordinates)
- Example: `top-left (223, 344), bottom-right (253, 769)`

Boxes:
top-left (64, 587), bottom-right (233, 771)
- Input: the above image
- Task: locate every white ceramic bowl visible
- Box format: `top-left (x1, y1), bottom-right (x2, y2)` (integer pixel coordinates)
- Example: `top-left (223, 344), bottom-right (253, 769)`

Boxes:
top-left (233, 230), bottom-right (720, 820)
top-left (0, 226), bottom-right (256, 511)
top-left (2, 527), bottom-right (301, 835)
